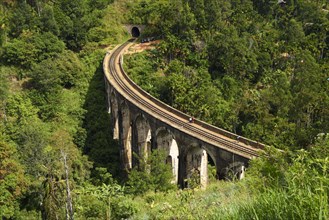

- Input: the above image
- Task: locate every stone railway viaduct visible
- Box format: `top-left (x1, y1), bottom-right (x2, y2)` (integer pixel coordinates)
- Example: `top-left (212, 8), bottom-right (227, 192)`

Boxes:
top-left (103, 26), bottom-right (265, 188)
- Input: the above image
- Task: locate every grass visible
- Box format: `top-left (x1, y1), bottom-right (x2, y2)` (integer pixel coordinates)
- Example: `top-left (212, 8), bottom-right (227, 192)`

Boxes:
top-left (128, 181), bottom-right (253, 220)
top-left (125, 171), bottom-right (328, 220)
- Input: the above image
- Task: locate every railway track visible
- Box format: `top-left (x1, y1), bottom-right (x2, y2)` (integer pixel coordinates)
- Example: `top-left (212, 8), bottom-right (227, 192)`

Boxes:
top-left (103, 40), bottom-right (264, 159)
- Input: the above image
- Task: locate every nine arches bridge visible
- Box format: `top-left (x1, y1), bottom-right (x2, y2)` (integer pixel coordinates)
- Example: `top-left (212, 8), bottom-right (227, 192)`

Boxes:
top-left (103, 39), bottom-right (264, 188)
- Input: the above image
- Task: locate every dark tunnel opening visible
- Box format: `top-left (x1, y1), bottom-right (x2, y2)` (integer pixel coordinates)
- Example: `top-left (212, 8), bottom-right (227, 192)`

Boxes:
top-left (131, 27), bottom-right (140, 37)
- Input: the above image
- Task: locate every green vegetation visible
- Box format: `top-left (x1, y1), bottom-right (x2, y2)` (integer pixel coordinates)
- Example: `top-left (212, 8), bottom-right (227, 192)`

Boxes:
top-left (126, 0), bottom-right (329, 149)
top-left (0, 0), bottom-right (328, 219)
top-left (126, 150), bottom-right (177, 195)
top-left (0, 0), bottom-right (128, 218)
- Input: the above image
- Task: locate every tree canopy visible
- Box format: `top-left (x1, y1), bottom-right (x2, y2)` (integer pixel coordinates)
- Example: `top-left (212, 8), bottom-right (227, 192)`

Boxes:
top-left (0, 0), bottom-right (328, 218)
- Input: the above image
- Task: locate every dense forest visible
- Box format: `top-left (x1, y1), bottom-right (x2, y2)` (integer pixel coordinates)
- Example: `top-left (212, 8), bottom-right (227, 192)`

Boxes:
top-left (0, 0), bottom-right (328, 219)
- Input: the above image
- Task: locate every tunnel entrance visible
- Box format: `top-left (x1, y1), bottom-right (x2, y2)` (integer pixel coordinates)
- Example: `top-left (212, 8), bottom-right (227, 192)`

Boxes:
top-left (131, 27), bottom-right (140, 37)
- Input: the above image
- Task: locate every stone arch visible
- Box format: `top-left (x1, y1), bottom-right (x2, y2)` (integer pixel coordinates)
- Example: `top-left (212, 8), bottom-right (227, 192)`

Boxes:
top-left (133, 114), bottom-right (151, 166)
top-left (120, 101), bottom-right (132, 170)
top-left (221, 161), bottom-right (246, 181)
top-left (131, 27), bottom-right (140, 37)
top-left (185, 144), bottom-right (208, 188)
top-left (155, 127), bottom-right (179, 184)
top-left (109, 91), bottom-right (119, 140)
top-left (213, 150), bottom-right (249, 180)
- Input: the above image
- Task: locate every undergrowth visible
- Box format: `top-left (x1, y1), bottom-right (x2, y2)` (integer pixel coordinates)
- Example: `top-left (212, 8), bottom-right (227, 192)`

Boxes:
top-left (126, 145), bottom-right (328, 220)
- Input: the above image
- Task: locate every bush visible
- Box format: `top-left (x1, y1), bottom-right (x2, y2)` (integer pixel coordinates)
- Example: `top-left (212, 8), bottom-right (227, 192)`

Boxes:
top-left (111, 196), bottom-right (139, 219)
top-left (126, 149), bottom-right (176, 195)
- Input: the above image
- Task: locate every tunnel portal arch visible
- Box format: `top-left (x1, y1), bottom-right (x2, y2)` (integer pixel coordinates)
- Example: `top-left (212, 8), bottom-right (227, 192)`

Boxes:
top-left (131, 27), bottom-right (140, 37)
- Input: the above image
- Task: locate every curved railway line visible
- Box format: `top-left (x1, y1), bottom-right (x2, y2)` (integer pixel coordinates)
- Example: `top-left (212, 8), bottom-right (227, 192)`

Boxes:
top-left (103, 39), bottom-right (265, 159)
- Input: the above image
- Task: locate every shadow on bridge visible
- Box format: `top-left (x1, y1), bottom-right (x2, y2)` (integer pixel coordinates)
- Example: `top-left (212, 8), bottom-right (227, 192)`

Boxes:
top-left (81, 55), bottom-right (122, 179)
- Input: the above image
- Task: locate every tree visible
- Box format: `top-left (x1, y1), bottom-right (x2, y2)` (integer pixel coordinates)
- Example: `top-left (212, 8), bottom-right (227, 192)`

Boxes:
top-left (0, 67), bottom-right (10, 122)
top-left (53, 0), bottom-right (89, 51)
top-left (8, 2), bottom-right (40, 38)
top-left (203, 0), bottom-right (231, 31)
top-left (289, 50), bottom-right (326, 147)
top-left (126, 150), bottom-right (176, 195)
top-left (164, 60), bottom-right (231, 128)
top-left (1, 31), bottom-right (65, 69)
top-left (29, 50), bottom-right (84, 93)
top-left (0, 136), bottom-right (27, 219)
top-left (0, 4), bottom-right (9, 46)
top-left (74, 181), bottom-right (124, 219)
top-left (39, 4), bottom-right (59, 35)
top-left (4, 93), bottom-right (39, 137)
top-left (40, 129), bottom-right (91, 219)
top-left (28, 50), bottom-right (85, 121)
top-left (207, 27), bottom-right (258, 80)
top-left (187, 0), bottom-right (206, 32)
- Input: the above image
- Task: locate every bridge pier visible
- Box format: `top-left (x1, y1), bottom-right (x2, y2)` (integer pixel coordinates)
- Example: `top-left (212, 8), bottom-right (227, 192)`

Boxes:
top-left (118, 100), bottom-right (132, 171)
top-left (184, 146), bottom-right (208, 188)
